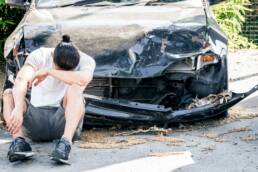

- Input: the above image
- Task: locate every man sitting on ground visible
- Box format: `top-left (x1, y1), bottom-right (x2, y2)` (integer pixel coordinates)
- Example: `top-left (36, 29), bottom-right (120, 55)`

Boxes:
top-left (2, 35), bottom-right (95, 164)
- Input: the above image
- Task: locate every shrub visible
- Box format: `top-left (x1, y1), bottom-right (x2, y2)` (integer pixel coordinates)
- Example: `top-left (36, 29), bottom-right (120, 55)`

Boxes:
top-left (212, 0), bottom-right (257, 49)
top-left (0, 0), bottom-right (24, 58)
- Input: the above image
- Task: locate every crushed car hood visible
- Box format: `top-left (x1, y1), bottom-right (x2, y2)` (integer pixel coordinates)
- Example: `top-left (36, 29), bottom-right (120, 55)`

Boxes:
top-left (5, 1), bottom-right (209, 78)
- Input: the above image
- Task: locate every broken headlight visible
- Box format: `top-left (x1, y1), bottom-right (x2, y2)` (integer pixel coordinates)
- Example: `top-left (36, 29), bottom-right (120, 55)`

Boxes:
top-left (196, 53), bottom-right (218, 70)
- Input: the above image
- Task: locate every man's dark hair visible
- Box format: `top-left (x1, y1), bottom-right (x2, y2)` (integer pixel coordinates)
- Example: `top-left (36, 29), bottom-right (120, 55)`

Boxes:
top-left (53, 35), bottom-right (80, 70)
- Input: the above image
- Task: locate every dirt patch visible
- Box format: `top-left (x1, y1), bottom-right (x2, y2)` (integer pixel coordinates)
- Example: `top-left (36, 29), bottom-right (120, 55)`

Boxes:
top-left (202, 133), bottom-right (219, 139)
top-left (81, 130), bottom-right (115, 142)
top-left (150, 136), bottom-right (185, 143)
top-left (80, 137), bottom-right (146, 149)
top-left (80, 128), bottom-right (185, 149)
top-left (241, 135), bottom-right (258, 142)
top-left (2, 107), bottom-right (256, 150)
top-left (168, 143), bottom-right (183, 147)
top-left (182, 111), bottom-right (258, 134)
top-left (201, 145), bottom-right (216, 152)
top-left (229, 127), bottom-right (252, 133)
top-left (79, 123), bottom-right (255, 150)
top-left (80, 128), bottom-right (148, 149)
top-left (228, 108), bottom-right (258, 120)
top-left (201, 127), bottom-right (252, 143)
top-left (213, 138), bottom-right (228, 143)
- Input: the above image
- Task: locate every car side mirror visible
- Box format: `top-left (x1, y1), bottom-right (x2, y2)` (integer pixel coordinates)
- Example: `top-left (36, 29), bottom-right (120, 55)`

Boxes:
top-left (5, 0), bottom-right (30, 9)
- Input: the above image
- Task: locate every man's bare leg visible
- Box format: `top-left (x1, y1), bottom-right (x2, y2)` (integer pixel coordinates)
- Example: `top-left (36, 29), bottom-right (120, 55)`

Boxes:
top-left (62, 84), bottom-right (85, 143)
top-left (50, 84), bottom-right (85, 164)
top-left (3, 89), bottom-right (33, 162)
top-left (2, 89), bottom-right (26, 138)
top-left (3, 65), bottom-right (35, 162)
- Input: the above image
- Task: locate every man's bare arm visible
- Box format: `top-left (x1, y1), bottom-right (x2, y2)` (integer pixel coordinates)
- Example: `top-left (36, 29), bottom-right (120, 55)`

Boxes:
top-left (8, 65), bottom-right (36, 134)
top-left (49, 69), bottom-right (92, 86)
top-left (31, 69), bottom-right (93, 87)
top-left (13, 65), bottom-right (35, 109)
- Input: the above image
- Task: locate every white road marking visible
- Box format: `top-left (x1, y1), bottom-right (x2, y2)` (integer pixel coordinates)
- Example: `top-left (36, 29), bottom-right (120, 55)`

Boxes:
top-left (0, 139), bottom-right (11, 145)
top-left (85, 151), bottom-right (194, 172)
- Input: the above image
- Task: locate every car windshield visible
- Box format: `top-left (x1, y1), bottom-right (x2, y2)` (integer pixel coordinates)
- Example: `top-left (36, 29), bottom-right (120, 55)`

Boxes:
top-left (36, 0), bottom-right (186, 8)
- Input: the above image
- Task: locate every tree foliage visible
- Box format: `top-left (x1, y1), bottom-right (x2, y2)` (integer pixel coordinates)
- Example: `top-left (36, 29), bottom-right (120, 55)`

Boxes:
top-left (212, 0), bottom-right (257, 49)
top-left (0, 0), bottom-right (24, 57)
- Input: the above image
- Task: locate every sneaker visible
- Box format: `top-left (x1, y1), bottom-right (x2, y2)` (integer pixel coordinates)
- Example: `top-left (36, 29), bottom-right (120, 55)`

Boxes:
top-left (50, 137), bottom-right (71, 165)
top-left (7, 137), bottom-right (34, 162)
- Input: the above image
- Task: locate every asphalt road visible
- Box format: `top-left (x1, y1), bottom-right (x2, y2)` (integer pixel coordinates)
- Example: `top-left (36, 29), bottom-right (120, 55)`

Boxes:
top-left (0, 50), bottom-right (258, 172)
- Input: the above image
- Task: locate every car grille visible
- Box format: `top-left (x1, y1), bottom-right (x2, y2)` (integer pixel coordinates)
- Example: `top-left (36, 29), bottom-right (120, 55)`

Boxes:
top-left (85, 77), bottom-right (183, 104)
top-left (85, 77), bottom-right (164, 102)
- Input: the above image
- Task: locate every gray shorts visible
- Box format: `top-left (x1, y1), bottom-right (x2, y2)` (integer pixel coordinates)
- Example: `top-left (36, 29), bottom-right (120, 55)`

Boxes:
top-left (23, 101), bottom-right (84, 142)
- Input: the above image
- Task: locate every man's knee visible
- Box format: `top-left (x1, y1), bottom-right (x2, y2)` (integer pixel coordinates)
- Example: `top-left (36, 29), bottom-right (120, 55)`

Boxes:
top-left (66, 84), bottom-right (84, 99)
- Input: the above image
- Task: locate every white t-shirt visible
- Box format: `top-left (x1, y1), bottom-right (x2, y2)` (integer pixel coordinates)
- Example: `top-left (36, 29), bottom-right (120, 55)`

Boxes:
top-left (25, 47), bottom-right (96, 107)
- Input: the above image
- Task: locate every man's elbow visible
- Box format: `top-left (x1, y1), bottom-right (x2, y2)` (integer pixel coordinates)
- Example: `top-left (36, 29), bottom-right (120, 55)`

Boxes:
top-left (78, 76), bottom-right (92, 87)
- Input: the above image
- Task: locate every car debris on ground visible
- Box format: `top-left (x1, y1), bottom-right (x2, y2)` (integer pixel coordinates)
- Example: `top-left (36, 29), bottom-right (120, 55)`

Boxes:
top-left (187, 92), bottom-right (232, 109)
top-left (114, 126), bottom-right (171, 136)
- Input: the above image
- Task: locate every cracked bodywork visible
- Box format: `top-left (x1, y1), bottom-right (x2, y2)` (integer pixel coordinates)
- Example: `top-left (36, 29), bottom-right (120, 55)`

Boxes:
top-left (3, 0), bottom-right (257, 125)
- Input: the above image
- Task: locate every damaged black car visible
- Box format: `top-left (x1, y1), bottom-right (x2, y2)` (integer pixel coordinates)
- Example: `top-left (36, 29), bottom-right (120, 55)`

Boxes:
top-left (3, 0), bottom-right (258, 126)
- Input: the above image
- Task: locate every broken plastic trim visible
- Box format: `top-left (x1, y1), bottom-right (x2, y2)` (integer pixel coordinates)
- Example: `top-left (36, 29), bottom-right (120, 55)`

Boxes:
top-left (84, 85), bottom-right (258, 125)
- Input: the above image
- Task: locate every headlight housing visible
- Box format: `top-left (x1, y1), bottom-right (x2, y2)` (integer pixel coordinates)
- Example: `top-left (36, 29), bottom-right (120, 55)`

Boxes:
top-left (196, 53), bottom-right (218, 70)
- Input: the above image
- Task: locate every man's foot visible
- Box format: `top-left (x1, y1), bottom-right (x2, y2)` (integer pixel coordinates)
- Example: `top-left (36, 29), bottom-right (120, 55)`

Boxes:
top-left (50, 137), bottom-right (71, 165)
top-left (7, 137), bottom-right (34, 162)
